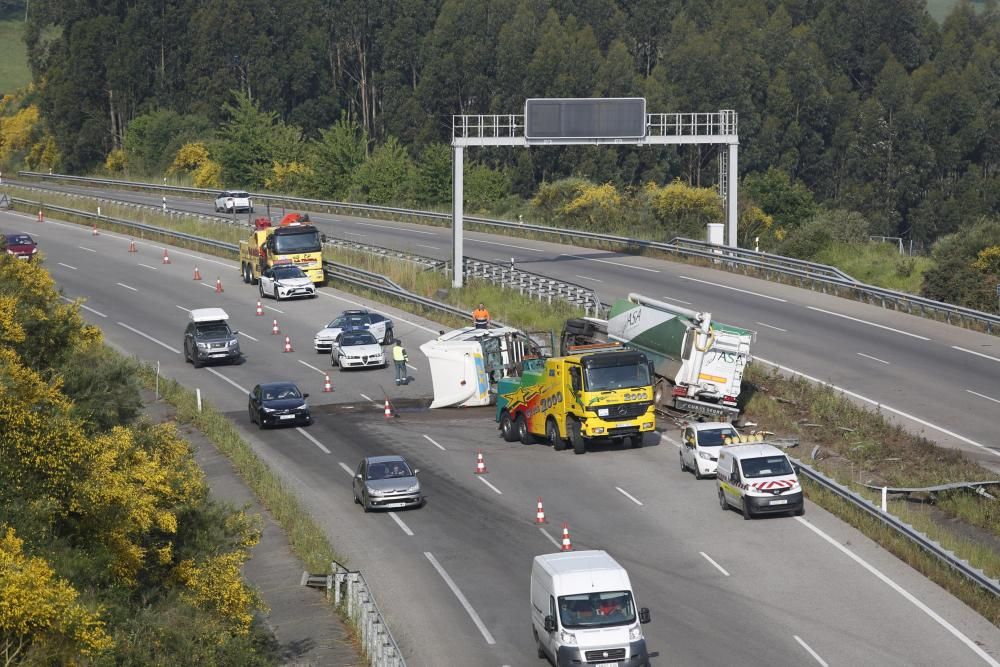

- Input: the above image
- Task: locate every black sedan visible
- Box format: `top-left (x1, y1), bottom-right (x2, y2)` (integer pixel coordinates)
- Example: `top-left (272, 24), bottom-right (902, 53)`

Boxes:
top-left (248, 382), bottom-right (311, 429)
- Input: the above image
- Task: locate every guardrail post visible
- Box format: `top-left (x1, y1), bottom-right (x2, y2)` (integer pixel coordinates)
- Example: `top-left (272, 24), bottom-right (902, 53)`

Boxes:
top-left (452, 146), bottom-right (464, 288)
top-left (881, 486), bottom-right (887, 512)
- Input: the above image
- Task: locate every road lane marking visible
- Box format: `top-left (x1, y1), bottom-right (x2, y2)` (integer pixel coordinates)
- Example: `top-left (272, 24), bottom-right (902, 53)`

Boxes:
top-left (359, 393), bottom-right (375, 403)
top-left (793, 635), bottom-right (828, 667)
top-left (680, 276), bottom-right (786, 302)
top-left (116, 322), bottom-right (180, 353)
top-left (59, 295), bottom-right (106, 318)
top-left (297, 359), bottom-right (326, 374)
top-left (952, 346), bottom-right (1000, 364)
top-left (406, 362), bottom-right (418, 370)
top-left (662, 434), bottom-right (682, 449)
top-left (78, 245), bottom-right (96, 252)
top-left (57, 262), bottom-right (77, 270)
top-left (415, 244), bottom-right (441, 250)
top-left (423, 434), bottom-right (447, 451)
top-left (662, 295), bottom-right (692, 305)
top-left (755, 321), bottom-right (787, 332)
top-left (175, 305), bottom-right (190, 312)
top-left (755, 357), bottom-right (998, 457)
top-left (807, 306), bottom-right (929, 340)
top-left (205, 368), bottom-right (248, 394)
top-left (699, 551), bottom-right (730, 576)
top-left (478, 477), bottom-right (503, 495)
top-left (238, 331), bottom-right (259, 342)
top-left (338, 462), bottom-right (354, 476)
top-left (795, 517), bottom-right (998, 666)
top-left (199, 282), bottom-right (217, 289)
top-left (560, 252), bottom-right (660, 272)
top-left (615, 487), bottom-right (643, 506)
top-left (355, 221), bottom-right (437, 235)
top-left (265, 305), bottom-right (284, 314)
top-left (388, 512), bottom-right (414, 536)
top-left (316, 291), bottom-right (438, 334)
top-left (424, 552), bottom-right (496, 645)
top-left (471, 238), bottom-right (543, 252)
top-left (296, 427), bottom-right (331, 454)
top-left (344, 232), bottom-right (367, 237)
top-left (138, 263), bottom-right (158, 270)
top-left (967, 389), bottom-right (1000, 405)
top-left (539, 528), bottom-right (561, 549)
top-left (116, 282), bottom-right (137, 291)
top-left (857, 352), bottom-right (889, 365)
top-left (575, 275), bottom-right (603, 282)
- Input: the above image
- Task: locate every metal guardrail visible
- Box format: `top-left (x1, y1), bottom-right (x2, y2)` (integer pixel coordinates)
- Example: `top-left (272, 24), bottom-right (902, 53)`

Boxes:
top-left (462, 257), bottom-right (604, 316)
top-left (303, 562), bottom-right (405, 666)
top-left (16, 171), bottom-right (999, 333)
top-left (793, 459), bottom-right (1000, 597)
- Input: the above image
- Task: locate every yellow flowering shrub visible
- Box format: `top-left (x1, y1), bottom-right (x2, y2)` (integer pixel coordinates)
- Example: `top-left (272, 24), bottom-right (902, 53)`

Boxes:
top-left (25, 135), bottom-right (60, 171)
top-left (105, 148), bottom-right (127, 173)
top-left (168, 142), bottom-right (211, 174)
top-left (192, 159), bottom-right (223, 188)
top-left (560, 182), bottom-right (622, 227)
top-left (265, 160), bottom-right (313, 191)
top-left (644, 179), bottom-right (724, 223)
top-left (0, 527), bottom-right (113, 660)
top-left (972, 245), bottom-right (1000, 274)
top-left (0, 105), bottom-right (40, 162)
top-left (175, 552), bottom-right (265, 635)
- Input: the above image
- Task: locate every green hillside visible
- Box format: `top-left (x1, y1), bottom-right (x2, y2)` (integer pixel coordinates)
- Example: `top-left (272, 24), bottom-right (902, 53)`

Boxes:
top-left (0, 18), bottom-right (30, 95)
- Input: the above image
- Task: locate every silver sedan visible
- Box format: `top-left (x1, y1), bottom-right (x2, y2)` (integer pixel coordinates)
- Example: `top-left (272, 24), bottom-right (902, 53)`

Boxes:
top-left (353, 455), bottom-right (424, 512)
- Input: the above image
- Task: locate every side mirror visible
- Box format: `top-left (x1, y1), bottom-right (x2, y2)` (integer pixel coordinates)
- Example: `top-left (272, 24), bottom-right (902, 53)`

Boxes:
top-left (413, 469), bottom-right (420, 475)
top-left (302, 393), bottom-right (310, 398)
top-left (639, 607), bottom-right (651, 624)
top-left (232, 330), bottom-right (240, 336)
top-left (321, 233), bottom-right (328, 243)
top-left (355, 473), bottom-right (362, 480)
top-left (543, 615), bottom-right (557, 633)
top-left (571, 375), bottom-right (581, 391)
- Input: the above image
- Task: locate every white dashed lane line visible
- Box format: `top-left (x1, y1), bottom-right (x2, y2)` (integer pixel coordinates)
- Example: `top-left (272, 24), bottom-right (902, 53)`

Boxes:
top-left (680, 275), bottom-right (786, 302)
top-left (265, 305), bottom-right (284, 314)
top-left (238, 332), bottom-right (259, 342)
top-left (699, 551), bottom-right (730, 577)
top-left (355, 221), bottom-right (437, 236)
top-left (296, 428), bottom-right (331, 454)
top-left (477, 477), bottom-right (503, 495)
top-left (424, 552), bottom-right (496, 645)
top-left (470, 238), bottom-right (544, 252)
top-left (575, 275), bottom-right (603, 282)
top-left (415, 244), bottom-right (441, 250)
top-left (662, 295), bottom-right (692, 305)
top-left (755, 321), bottom-right (787, 332)
top-left (205, 368), bottom-right (248, 394)
top-left (615, 487), bottom-right (643, 506)
top-left (857, 352), bottom-right (889, 365)
top-left (539, 527), bottom-right (561, 549)
top-left (297, 359), bottom-right (326, 374)
top-left (78, 245), bottom-right (96, 252)
top-left (560, 252), bottom-right (659, 272)
top-left (116, 322), bottom-right (180, 353)
top-left (952, 346), bottom-right (1000, 364)
top-left (359, 393), bottom-right (376, 403)
top-left (966, 389), bottom-right (1000, 405)
top-left (175, 305), bottom-right (190, 312)
top-left (423, 434), bottom-right (446, 451)
top-left (138, 263), bottom-right (159, 270)
top-left (338, 462), bottom-right (354, 476)
top-left (793, 635), bottom-right (829, 667)
top-left (807, 306), bottom-right (929, 341)
top-left (388, 512), bottom-right (414, 536)
top-left (59, 295), bottom-right (106, 318)
top-left (57, 262), bottom-right (77, 270)
top-left (116, 282), bottom-right (138, 291)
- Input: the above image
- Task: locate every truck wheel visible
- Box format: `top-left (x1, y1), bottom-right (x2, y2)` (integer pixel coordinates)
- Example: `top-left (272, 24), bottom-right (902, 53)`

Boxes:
top-left (546, 419), bottom-right (566, 451)
top-left (241, 264), bottom-right (250, 284)
top-left (516, 415), bottom-right (534, 445)
top-left (742, 498), bottom-right (753, 520)
top-left (630, 433), bottom-right (644, 448)
top-left (569, 420), bottom-right (586, 455)
top-left (654, 378), bottom-right (667, 407)
top-left (499, 411), bottom-right (518, 442)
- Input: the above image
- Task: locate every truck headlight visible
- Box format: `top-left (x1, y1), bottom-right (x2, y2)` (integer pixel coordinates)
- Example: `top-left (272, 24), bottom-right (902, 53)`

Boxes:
top-left (629, 625), bottom-right (643, 641)
top-left (559, 630), bottom-right (577, 646)
top-left (597, 407), bottom-right (609, 416)
top-left (642, 422), bottom-right (653, 429)
top-left (593, 427), bottom-right (605, 434)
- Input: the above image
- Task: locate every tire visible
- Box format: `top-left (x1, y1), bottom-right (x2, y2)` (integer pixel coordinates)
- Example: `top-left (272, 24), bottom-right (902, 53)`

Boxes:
top-left (546, 419), bottom-right (566, 451)
top-left (630, 433), bottom-right (644, 448)
top-left (183, 344), bottom-right (190, 364)
top-left (242, 264), bottom-right (250, 284)
top-left (248, 404), bottom-right (256, 424)
top-left (500, 411), bottom-right (519, 442)
top-left (274, 286), bottom-right (281, 302)
top-left (338, 356), bottom-right (345, 372)
top-left (794, 505), bottom-right (805, 517)
top-left (569, 419), bottom-right (586, 455)
top-left (256, 410), bottom-right (265, 430)
top-left (516, 415), bottom-right (535, 445)
top-left (331, 353), bottom-right (338, 367)
top-left (259, 282), bottom-right (265, 299)
top-left (353, 489), bottom-right (360, 505)
top-left (362, 492), bottom-right (371, 513)
top-left (612, 437), bottom-right (625, 448)
top-left (191, 351), bottom-right (202, 369)
top-left (680, 453), bottom-right (688, 472)
top-left (534, 629), bottom-right (546, 660)
top-left (719, 488), bottom-right (728, 512)
top-left (383, 327), bottom-right (394, 346)
top-left (742, 498), bottom-right (753, 520)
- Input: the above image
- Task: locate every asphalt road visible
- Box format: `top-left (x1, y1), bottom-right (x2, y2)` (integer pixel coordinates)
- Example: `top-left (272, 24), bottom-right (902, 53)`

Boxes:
top-left (4, 209), bottom-right (998, 666)
top-left (12, 180), bottom-right (999, 473)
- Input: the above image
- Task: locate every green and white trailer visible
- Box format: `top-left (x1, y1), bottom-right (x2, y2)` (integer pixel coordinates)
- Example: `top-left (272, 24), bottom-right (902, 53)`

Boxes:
top-left (563, 293), bottom-right (753, 420)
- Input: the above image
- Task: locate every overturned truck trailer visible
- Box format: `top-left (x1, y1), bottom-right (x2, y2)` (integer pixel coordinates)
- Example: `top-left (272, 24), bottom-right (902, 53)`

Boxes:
top-left (563, 293), bottom-right (753, 420)
top-left (420, 327), bottom-right (549, 408)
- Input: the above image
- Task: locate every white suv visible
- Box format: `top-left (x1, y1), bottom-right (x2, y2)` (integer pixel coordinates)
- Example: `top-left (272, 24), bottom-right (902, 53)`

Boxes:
top-left (214, 190), bottom-right (253, 213)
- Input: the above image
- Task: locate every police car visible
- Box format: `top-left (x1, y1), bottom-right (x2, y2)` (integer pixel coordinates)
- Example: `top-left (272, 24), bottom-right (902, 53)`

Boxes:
top-left (314, 309), bottom-right (394, 352)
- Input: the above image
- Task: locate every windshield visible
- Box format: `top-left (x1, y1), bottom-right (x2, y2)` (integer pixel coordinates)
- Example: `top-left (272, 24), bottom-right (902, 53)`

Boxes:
top-left (273, 265), bottom-right (307, 279)
top-left (7, 235), bottom-right (33, 245)
top-left (558, 591), bottom-right (636, 629)
top-left (229, 191), bottom-right (250, 198)
top-left (740, 455), bottom-right (794, 478)
top-left (273, 230), bottom-right (322, 254)
top-left (262, 385), bottom-right (302, 401)
top-left (368, 461), bottom-right (413, 480)
top-left (195, 323), bottom-right (231, 337)
top-left (583, 361), bottom-right (651, 392)
top-left (342, 332), bottom-right (377, 346)
top-left (698, 427), bottom-right (740, 446)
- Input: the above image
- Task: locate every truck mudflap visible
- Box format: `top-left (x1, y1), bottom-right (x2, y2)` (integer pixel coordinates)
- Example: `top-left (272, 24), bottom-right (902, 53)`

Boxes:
top-left (673, 396), bottom-right (739, 419)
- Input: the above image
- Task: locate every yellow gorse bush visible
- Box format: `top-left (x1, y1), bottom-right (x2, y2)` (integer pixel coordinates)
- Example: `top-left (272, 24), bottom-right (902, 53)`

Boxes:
top-left (0, 105), bottom-right (39, 162)
top-left (643, 179), bottom-right (723, 223)
top-left (176, 552), bottom-right (265, 636)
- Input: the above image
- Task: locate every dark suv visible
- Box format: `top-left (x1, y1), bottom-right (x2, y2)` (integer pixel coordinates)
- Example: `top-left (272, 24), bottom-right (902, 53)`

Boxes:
top-left (183, 308), bottom-right (242, 368)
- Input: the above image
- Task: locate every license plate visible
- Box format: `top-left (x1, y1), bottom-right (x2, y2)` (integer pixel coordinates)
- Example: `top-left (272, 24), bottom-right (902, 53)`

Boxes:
top-left (769, 499), bottom-right (788, 505)
top-left (279, 414), bottom-right (295, 420)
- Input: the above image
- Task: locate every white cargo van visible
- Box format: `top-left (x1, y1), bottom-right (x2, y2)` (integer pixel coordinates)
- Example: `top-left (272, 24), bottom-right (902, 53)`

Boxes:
top-left (717, 443), bottom-right (804, 519)
top-left (531, 550), bottom-right (651, 667)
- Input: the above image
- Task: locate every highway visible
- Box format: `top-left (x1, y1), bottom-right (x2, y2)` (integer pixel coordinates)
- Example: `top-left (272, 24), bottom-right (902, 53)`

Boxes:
top-left (12, 179), bottom-right (999, 473)
top-left (4, 208), bottom-right (998, 666)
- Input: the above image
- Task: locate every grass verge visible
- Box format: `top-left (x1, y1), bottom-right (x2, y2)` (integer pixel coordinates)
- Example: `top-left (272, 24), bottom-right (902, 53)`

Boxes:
top-left (0, 18), bottom-right (30, 94)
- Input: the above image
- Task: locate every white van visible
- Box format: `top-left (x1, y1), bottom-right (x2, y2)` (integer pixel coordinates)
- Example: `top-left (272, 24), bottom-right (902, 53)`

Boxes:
top-left (531, 550), bottom-right (651, 667)
top-left (717, 443), bottom-right (804, 519)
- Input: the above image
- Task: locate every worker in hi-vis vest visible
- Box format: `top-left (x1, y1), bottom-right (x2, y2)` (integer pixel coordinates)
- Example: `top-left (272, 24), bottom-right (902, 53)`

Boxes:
top-left (472, 303), bottom-right (490, 329)
top-left (392, 339), bottom-right (408, 385)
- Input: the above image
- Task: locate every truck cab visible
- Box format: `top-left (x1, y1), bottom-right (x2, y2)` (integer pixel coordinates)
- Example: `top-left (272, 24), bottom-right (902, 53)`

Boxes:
top-left (497, 345), bottom-right (655, 454)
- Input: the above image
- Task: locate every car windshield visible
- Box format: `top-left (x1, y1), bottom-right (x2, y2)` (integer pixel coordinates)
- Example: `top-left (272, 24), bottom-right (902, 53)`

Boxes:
top-left (698, 427), bottom-right (740, 447)
top-left (342, 332), bottom-right (377, 346)
top-left (195, 323), bottom-right (231, 337)
top-left (740, 455), bottom-right (794, 478)
top-left (368, 461), bottom-right (412, 480)
top-left (273, 265), bottom-right (306, 279)
top-left (583, 361), bottom-right (650, 392)
top-left (558, 591), bottom-right (635, 629)
top-left (7, 235), bottom-right (32, 245)
top-left (229, 191), bottom-right (250, 198)
top-left (263, 385), bottom-right (302, 401)
top-left (273, 230), bottom-right (322, 254)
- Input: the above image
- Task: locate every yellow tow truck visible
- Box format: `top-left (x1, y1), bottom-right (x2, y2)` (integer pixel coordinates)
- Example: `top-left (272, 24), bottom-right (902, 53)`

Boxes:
top-left (238, 213), bottom-right (325, 285)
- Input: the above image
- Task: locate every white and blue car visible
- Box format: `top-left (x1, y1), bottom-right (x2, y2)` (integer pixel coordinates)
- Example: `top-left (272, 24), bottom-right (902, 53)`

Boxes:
top-left (314, 309), bottom-right (394, 352)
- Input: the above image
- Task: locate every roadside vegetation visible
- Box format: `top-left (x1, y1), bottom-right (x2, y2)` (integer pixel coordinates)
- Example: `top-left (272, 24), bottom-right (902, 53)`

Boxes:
top-left (0, 254), bottom-right (280, 665)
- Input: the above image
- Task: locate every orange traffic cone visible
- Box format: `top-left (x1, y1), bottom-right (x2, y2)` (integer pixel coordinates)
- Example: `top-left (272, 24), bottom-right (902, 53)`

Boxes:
top-left (128, 239), bottom-right (137, 253)
top-left (323, 374), bottom-right (333, 392)
top-left (214, 277), bottom-right (223, 292)
top-left (384, 399), bottom-right (393, 419)
top-left (475, 450), bottom-right (488, 474)
top-left (560, 521), bottom-right (573, 551)
top-left (535, 497), bottom-right (547, 524)
top-left (283, 336), bottom-right (293, 353)
top-left (193, 266), bottom-right (202, 280)
top-left (255, 300), bottom-right (264, 316)
top-left (37, 210), bottom-right (44, 223)
top-left (271, 319), bottom-right (280, 335)
top-left (91, 224), bottom-right (99, 236)
top-left (162, 248), bottom-right (171, 264)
